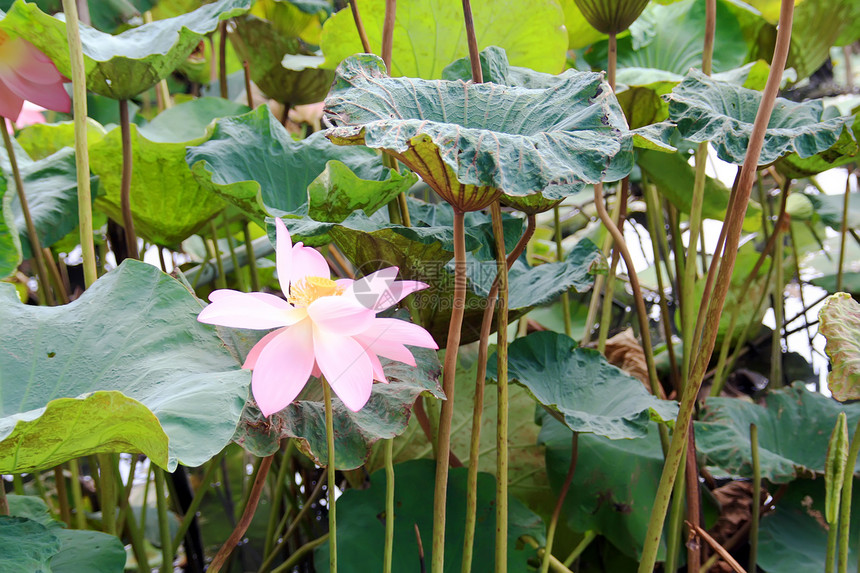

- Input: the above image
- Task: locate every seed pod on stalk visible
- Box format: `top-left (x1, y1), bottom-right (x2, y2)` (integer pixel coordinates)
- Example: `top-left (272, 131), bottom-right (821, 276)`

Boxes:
top-left (573, 0), bottom-right (650, 34)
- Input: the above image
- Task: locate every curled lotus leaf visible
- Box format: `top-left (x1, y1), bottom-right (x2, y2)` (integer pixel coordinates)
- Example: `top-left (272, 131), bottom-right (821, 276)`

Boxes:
top-left (820, 293), bottom-right (860, 402)
top-left (666, 69), bottom-right (855, 165)
top-left (325, 54), bottom-right (633, 210)
top-left (0, 0), bottom-right (252, 99)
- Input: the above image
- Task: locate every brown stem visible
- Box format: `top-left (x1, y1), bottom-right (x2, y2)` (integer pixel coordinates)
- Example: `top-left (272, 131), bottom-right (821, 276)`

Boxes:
top-left (702, 0), bottom-right (716, 76)
top-left (685, 427), bottom-right (701, 570)
top-left (462, 0), bottom-right (483, 83)
top-left (414, 396), bottom-right (461, 467)
top-left (349, 0), bottom-right (373, 53)
top-left (208, 454), bottom-right (274, 573)
top-left (382, 0), bottom-right (396, 73)
top-left (607, 32), bottom-right (617, 90)
top-left (43, 248), bottom-right (69, 304)
top-left (837, 173), bottom-right (852, 292)
top-left (540, 432), bottom-right (579, 573)
top-left (686, 521), bottom-right (747, 573)
top-left (219, 21), bottom-right (228, 99)
top-left (243, 60), bottom-right (254, 108)
top-left (119, 100), bottom-right (139, 260)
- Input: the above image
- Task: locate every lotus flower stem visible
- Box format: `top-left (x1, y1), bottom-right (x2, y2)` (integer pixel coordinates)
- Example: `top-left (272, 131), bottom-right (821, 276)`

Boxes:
top-left (349, 0), bottom-right (373, 53)
top-left (172, 450), bottom-right (225, 554)
top-left (749, 423), bottom-right (761, 572)
top-left (60, 0), bottom-right (98, 287)
top-left (324, 379), bottom-right (338, 573)
top-left (839, 419), bottom-right (860, 573)
top-left (837, 174), bottom-right (852, 292)
top-left (208, 453), bottom-right (275, 573)
top-left (384, 438), bottom-right (395, 573)
top-left (1, 121), bottom-right (54, 304)
top-left (432, 209), bottom-right (467, 573)
top-left (540, 432), bottom-right (578, 573)
top-left (219, 21), bottom-right (229, 99)
top-left (382, 0), bottom-right (396, 73)
top-left (153, 467), bottom-right (174, 572)
top-left (118, 100), bottom-right (139, 260)
top-left (638, 0), bottom-right (795, 567)
top-left (553, 205), bottom-right (572, 337)
top-left (242, 222), bottom-right (261, 291)
top-left (597, 180), bottom-right (628, 353)
top-left (462, 215), bottom-right (536, 573)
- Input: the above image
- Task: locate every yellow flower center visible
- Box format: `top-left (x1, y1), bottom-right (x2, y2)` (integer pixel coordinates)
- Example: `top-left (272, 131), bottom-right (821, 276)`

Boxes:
top-left (288, 276), bottom-right (343, 307)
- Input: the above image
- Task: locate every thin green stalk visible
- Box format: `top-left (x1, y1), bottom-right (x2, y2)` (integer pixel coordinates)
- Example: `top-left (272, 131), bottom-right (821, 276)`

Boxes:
top-left (598, 180), bottom-right (629, 352)
top-left (324, 380), bottom-right (338, 573)
top-left (222, 213), bottom-right (248, 292)
top-left (553, 205), bottom-right (571, 337)
top-left (54, 466), bottom-right (70, 526)
top-left (62, 0), bottom-right (97, 286)
top-left (43, 248), bottom-right (69, 305)
top-left (242, 222), bottom-right (261, 291)
top-left (750, 423), bottom-right (761, 572)
top-left (582, 194), bottom-right (623, 344)
top-left (664, 455), bottom-right (686, 573)
top-left (523, 537), bottom-right (575, 573)
top-left (540, 433), bottom-right (578, 573)
top-left (69, 460), bottom-right (86, 529)
top-left (154, 467), bottom-right (174, 573)
top-left (139, 461), bottom-right (153, 534)
top-left (491, 201), bottom-right (511, 573)
top-left (116, 455), bottom-right (139, 538)
top-left (384, 438), bottom-right (395, 573)
top-left (1, 121), bottom-right (54, 304)
top-left (208, 453), bottom-right (275, 573)
top-left (433, 209), bottom-right (467, 573)
top-left (681, 142), bottom-right (709, 382)
top-left (270, 533), bottom-right (330, 573)
top-left (118, 468), bottom-right (150, 573)
top-left (638, 1), bottom-right (795, 567)
top-left (837, 174), bottom-right (852, 292)
top-left (770, 223), bottom-right (784, 387)
top-left (12, 474), bottom-right (23, 495)
top-left (172, 451), bottom-right (225, 553)
top-left (207, 221), bottom-right (228, 289)
top-left (263, 445), bottom-right (292, 559)
top-left (562, 530), bottom-right (596, 568)
top-left (97, 454), bottom-right (116, 535)
top-left (839, 420), bottom-right (860, 573)
top-left (118, 100), bottom-right (139, 260)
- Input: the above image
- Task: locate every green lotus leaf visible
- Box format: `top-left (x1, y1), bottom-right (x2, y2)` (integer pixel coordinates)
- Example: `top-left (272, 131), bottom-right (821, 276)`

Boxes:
top-left (15, 119), bottom-right (107, 161)
top-left (90, 97), bottom-right (250, 245)
top-left (806, 192), bottom-right (860, 231)
top-left (540, 413), bottom-right (669, 560)
top-left (186, 106), bottom-right (399, 223)
top-left (314, 459), bottom-right (545, 571)
top-left (0, 517), bottom-right (61, 572)
top-left (666, 70), bottom-right (854, 165)
top-left (0, 259), bottom-right (249, 473)
top-left (1, 144), bottom-right (100, 259)
top-left (695, 383), bottom-right (860, 483)
top-left (230, 14), bottom-right (333, 105)
top-left (776, 122), bottom-right (859, 178)
top-left (637, 149), bottom-right (762, 230)
top-left (0, 0), bottom-right (252, 99)
top-left (319, 0), bottom-right (567, 79)
top-left (0, 171), bottom-right (18, 279)
top-left (819, 293), bottom-right (860, 402)
top-left (233, 346), bottom-right (443, 470)
top-left (325, 54), bottom-right (634, 206)
top-left (489, 331), bottom-right (677, 439)
top-left (7, 495), bottom-right (127, 573)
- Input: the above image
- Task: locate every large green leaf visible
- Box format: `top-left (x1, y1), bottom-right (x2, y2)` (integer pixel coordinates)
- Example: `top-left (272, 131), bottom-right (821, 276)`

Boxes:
top-left (0, 516), bottom-right (61, 572)
top-left (0, 259), bottom-right (249, 473)
top-left (806, 192), bottom-right (860, 231)
top-left (186, 106), bottom-right (401, 222)
top-left (1, 145), bottom-right (100, 259)
top-left (0, 171), bottom-right (18, 279)
top-left (16, 119), bottom-right (107, 161)
top-left (820, 293), bottom-right (860, 402)
top-left (695, 383), bottom-right (860, 483)
top-left (234, 346), bottom-right (443, 469)
top-left (667, 70), bottom-right (854, 165)
top-left (319, 0), bottom-right (567, 79)
top-left (540, 414), bottom-right (669, 560)
top-left (489, 331), bottom-right (677, 439)
top-left (326, 54), bottom-right (634, 204)
top-left (776, 124), bottom-right (859, 178)
top-left (90, 97), bottom-right (249, 245)
top-left (231, 14), bottom-right (333, 105)
top-left (7, 495), bottom-right (126, 573)
top-left (0, 0), bottom-right (251, 99)
top-left (314, 459), bottom-right (545, 571)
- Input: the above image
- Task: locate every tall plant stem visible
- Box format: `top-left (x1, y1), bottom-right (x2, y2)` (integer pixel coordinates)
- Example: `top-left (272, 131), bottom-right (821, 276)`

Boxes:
top-left (582, 197), bottom-right (623, 344)
top-left (208, 220), bottom-right (228, 289)
top-left (54, 465), bottom-right (71, 525)
top-left (432, 210), bottom-right (467, 573)
top-left (553, 205), bottom-right (572, 336)
top-left (98, 454), bottom-right (117, 535)
top-left (681, 142), bottom-right (709, 383)
top-left (540, 433), bottom-right (578, 573)
top-left (607, 32), bottom-right (616, 89)
top-left (270, 533), bottom-right (330, 573)
top-left (118, 100), bottom-right (139, 260)
top-left (219, 21), bottom-right (228, 99)
top-left (749, 423), bottom-right (761, 572)
top-left (637, 1), bottom-right (795, 568)
top-left (838, 419), bottom-right (860, 573)
top-left (172, 451), bottom-right (225, 553)
top-left (382, 0), bottom-right (396, 72)
top-left (349, 0), bottom-right (373, 53)
top-left (209, 453), bottom-right (274, 573)
top-left (62, 0), bottom-right (97, 287)
top-left (664, 454), bottom-right (686, 573)
top-left (1, 122), bottom-right (54, 304)
top-left (490, 201), bottom-right (511, 573)
top-left (222, 213), bottom-right (248, 292)
top-left (837, 174), bottom-right (852, 292)
top-left (154, 467), bottom-right (174, 573)
top-left (242, 222), bottom-right (261, 291)
top-left (770, 211), bottom-right (785, 388)
top-left (462, 215), bottom-right (536, 573)
top-left (263, 445), bottom-right (292, 560)
top-left (384, 438), bottom-right (395, 573)
top-left (69, 460), bottom-right (86, 529)
top-left (0, 476), bottom-right (7, 515)
top-left (597, 180), bottom-right (628, 352)
top-left (685, 430), bottom-right (701, 570)
top-left (324, 380), bottom-right (338, 573)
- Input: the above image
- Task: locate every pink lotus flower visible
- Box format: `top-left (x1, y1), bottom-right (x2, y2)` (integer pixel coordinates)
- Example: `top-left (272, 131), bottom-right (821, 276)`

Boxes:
top-left (7, 101), bottom-right (46, 133)
top-left (0, 31), bottom-right (70, 122)
top-left (198, 218), bottom-right (438, 415)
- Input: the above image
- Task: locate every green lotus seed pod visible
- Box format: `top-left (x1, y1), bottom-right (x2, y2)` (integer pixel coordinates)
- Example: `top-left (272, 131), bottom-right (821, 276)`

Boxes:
top-left (500, 193), bottom-right (562, 215)
top-left (573, 0), bottom-right (651, 34)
